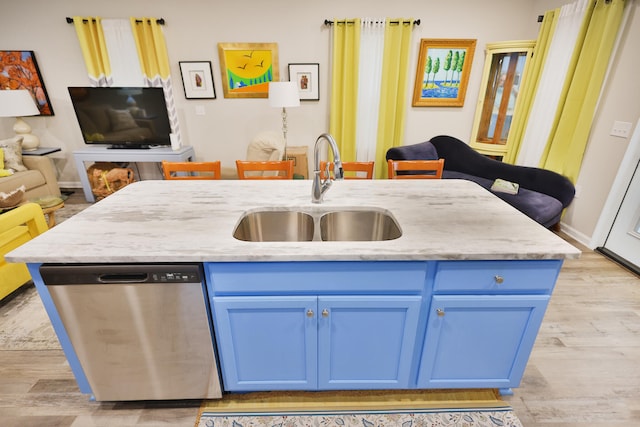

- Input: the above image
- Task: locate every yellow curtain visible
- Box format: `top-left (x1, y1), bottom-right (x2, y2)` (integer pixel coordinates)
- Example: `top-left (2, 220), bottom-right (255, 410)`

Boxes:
top-left (130, 17), bottom-right (171, 84)
top-left (130, 17), bottom-right (181, 142)
top-left (503, 10), bottom-right (558, 164)
top-left (72, 16), bottom-right (112, 87)
top-left (374, 19), bottom-right (413, 178)
top-left (329, 19), bottom-right (360, 162)
top-left (540, 0), bottom-right (625, 182)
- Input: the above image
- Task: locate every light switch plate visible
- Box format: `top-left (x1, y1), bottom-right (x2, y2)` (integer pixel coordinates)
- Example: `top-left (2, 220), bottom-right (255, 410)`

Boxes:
top-left (195, 105), bottom-right (206, 116)
top-left (610, 121), bottom-right (633, 138)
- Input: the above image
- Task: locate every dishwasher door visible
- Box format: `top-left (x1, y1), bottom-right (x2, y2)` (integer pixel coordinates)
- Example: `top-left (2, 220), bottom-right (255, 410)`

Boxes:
top-left (40, 263), bottom-right (222, 401)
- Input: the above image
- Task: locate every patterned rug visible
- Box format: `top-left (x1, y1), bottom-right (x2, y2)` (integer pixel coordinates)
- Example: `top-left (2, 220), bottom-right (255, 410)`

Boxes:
top-left (197, 408), bottom-right (523, 426)
top-left (0, 285), bottom-right (60, 350)
top-left (197, 390), bottom-right (523, 426)
top-left (55, 202), bottom-right (91, 224)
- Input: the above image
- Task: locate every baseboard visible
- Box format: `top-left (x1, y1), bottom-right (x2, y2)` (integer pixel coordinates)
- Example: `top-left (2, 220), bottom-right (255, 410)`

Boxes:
top-left (558, 221), bottom-right (592, 248)
top-left (58, 181), bottom-right (82, 189)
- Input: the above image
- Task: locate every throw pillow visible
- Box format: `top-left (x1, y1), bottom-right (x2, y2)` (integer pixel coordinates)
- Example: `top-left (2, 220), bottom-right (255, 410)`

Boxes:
top-left (107, 109), bottom-right (138, 131)
top-left (0, 185), bottom-right (25, 208)
top-left (0, 136), bottom-right (27, 172)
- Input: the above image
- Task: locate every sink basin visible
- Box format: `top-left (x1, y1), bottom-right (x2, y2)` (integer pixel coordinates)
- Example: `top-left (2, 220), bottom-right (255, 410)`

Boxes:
top-left (233, 208), bottom-right (402, 242)
top-left (320, 210), bottom-right (402, 241)
top-left (233, 211), bottom-right (314, 242)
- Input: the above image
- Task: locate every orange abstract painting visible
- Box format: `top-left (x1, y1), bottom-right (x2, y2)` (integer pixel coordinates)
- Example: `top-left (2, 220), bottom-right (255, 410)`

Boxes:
top-left (0, 50), bottom-right (54, 115)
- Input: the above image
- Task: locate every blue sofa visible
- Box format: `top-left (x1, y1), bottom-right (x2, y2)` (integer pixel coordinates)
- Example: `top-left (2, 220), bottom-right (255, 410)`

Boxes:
top-left (386, 135), bottom-right (575, 228)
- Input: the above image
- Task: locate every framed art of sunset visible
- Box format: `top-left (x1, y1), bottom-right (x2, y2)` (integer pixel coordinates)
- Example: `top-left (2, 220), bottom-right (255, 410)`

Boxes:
top-left (217, 42), bottom-right (279, 98)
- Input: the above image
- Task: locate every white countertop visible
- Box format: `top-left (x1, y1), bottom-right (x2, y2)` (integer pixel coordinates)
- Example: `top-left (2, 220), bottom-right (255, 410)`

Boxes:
top-left (7, 179), bottom-right (581, 263)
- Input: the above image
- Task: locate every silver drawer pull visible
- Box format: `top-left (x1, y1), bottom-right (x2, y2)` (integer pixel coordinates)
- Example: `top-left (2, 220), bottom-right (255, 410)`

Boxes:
top-left (306, 309), bottom-right (314, 318)
top-left (436, 308), bottom-right (445, 317)
top-left (494, 275), bottom-right (504, 284)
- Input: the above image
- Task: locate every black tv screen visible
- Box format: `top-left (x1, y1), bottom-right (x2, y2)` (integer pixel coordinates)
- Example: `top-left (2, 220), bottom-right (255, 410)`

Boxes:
top-left (68, 87), bottom-right (172, 149)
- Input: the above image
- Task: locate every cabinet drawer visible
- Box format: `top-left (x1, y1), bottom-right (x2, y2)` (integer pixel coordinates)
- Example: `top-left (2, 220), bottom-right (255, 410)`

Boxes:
top-left (206, 261), bottom-right (429, 295)
top-left (434, 260), bottom-right (562, 294)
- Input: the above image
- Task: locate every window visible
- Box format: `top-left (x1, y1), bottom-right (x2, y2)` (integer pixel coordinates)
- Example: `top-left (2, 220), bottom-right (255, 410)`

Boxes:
top-left (470, 41), bottom-right (535, 158)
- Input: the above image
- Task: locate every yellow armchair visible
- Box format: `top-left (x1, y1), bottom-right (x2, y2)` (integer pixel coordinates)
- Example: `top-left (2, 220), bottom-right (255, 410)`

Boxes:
top-left (0, 203), bottom-right (48, 300)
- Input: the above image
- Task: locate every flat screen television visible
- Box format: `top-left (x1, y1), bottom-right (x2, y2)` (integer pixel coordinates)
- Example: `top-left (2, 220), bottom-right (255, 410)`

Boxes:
top-left (68, 87), bottom-right (172, 149)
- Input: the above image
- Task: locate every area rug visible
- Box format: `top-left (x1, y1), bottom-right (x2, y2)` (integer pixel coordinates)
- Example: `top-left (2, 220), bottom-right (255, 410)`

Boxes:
top-left (55, 202), bottom-right (91, 224)
top-left (196, 389), bottom-right (523, 426)
top-left (0, 285), bottom-right (60, 350)
top-left (197, 408), bottom-right (523, 426)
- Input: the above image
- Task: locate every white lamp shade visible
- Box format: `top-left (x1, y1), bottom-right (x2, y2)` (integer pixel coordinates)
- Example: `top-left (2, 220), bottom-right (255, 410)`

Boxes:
top-left (0, 89), bottom-right (40, 117)
top-left (268, 82), bottom-right (300, 108)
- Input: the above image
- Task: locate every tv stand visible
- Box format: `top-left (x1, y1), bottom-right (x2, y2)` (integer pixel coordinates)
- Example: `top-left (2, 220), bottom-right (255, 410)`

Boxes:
top-left (73, 146), bottom-right (196, 202)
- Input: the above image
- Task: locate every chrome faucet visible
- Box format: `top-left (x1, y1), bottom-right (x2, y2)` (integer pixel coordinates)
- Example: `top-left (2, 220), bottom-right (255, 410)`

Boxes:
top-left (312, 133), bottom-right (343, 203)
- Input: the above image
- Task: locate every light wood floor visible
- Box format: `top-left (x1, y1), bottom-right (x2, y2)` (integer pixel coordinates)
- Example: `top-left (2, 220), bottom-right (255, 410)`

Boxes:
top-left (1, 194), bottom-right (638, 426)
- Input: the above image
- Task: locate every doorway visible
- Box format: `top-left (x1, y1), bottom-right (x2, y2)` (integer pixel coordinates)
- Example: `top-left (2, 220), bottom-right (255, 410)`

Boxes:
top-left (596, 119), bottom-right (640, 275)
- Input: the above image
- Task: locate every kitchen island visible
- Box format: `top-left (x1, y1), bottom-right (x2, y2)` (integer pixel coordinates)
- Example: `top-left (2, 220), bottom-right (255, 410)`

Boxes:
top-left (8, 179), bottom-right (580, 400)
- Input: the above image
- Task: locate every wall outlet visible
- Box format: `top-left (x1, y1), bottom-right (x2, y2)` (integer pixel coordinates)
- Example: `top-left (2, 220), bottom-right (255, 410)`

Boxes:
top-left (610, 120), bottom-right (633, 138)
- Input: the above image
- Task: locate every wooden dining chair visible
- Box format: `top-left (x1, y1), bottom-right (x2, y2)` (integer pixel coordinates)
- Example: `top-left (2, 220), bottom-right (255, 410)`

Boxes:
top-left (387, 159), bottom-right (445, 179)
top-left (162, 161), bottom-right (222, 180)
top-left (235, 160), bottom-right (295, 180)
top-left (320, 161), bottom-right (375, 180)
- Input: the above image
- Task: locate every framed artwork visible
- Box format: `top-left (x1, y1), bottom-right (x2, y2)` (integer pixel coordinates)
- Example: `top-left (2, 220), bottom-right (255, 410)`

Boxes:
top-left (0, 50), bottom-right (54, 115)
top-left (217, 42), bottom-right (279, 98)
top-left (179, 61), bottom-right (216, 99)
top-left (411, 39), bottom-right (476, 107)
top-left (288, 63), bottom-right (319, 101)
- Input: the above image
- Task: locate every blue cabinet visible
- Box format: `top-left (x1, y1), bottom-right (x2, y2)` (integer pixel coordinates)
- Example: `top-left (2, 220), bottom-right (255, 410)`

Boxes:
top-left (206, 259), bottom-right (562, 392)
top-left (417, 295), bottom-right (549, 389)
top-left (207, 261), bottom-right (428, 392)
top-left (213, 296), bottom-right (318, 391)
top-left (417, 260), bottom-right (561, 390)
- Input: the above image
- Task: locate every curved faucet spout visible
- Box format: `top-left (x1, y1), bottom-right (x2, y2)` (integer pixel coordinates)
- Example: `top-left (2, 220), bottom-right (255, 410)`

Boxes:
top-left (312, 133), bottom-right (343, 203)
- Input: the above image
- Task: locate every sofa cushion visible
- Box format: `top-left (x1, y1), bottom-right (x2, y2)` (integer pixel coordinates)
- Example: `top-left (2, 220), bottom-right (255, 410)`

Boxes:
top-left (0, 169), bottom-right (46, 193)
top-left (443, 171), bottom-right (564, 227)
top-left (0, 136), bottom-right (27, 172)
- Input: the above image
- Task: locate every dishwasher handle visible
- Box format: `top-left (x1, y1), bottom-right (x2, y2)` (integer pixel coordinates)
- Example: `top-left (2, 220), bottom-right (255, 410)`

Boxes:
top-left (98, 273), bottom-right (149, 283)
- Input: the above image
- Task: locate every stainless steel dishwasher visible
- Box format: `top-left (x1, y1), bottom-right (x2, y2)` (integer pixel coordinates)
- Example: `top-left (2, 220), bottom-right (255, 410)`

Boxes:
top-left (40, 263), bottom-right (222, 401)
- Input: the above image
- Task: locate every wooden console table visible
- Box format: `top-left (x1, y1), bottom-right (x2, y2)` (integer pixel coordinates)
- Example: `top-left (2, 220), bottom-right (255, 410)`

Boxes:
top-left (73, 146), bottom-right (196, 202)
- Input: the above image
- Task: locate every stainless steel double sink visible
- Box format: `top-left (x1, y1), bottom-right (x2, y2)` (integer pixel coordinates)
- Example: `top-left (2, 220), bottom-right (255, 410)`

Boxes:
top-left (233, 207), bottom-right (402, 242)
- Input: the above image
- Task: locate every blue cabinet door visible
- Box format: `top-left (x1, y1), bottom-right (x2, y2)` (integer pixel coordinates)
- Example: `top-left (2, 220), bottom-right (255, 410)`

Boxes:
top-left (318, 296), bottom-right (422, 389)
top-left (213, 296), bottom-right (318, 391)
top-left (417, 295), bottom-right (549, 389)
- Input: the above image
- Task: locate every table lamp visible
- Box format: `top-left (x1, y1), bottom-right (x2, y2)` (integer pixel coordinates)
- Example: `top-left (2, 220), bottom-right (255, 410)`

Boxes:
top-left (268, 81), bottom-right (300, 160)
top-left (0, 89), bottom-right (41, 151)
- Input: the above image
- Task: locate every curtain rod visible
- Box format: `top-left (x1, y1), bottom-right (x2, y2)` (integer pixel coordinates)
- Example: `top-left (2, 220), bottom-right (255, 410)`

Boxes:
top-left (66, 17), bottom-right (165, 25)
top-left (324, 19), bottom-right (420, 26)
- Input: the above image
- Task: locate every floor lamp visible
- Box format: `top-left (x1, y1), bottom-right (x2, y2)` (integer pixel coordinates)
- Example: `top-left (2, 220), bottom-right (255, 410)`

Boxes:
top-left (0, 90), bottom-right (41, 151)
top-left (268, 81), bottom-right (300, 161)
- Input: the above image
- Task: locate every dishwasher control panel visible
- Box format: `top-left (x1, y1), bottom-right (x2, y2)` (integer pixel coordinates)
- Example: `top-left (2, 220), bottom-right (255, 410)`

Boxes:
top-left (152, 271), bottom-right (200, 283)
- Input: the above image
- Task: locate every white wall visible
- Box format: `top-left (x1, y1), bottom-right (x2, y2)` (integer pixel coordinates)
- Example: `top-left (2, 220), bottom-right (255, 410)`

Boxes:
top-left (1, 0), bottom-right (637, 246)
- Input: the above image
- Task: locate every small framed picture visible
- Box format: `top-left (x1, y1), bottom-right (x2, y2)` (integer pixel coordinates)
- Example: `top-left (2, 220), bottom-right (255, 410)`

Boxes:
top-left (179, 61), bottom-right (216, 99)
top-left (288, 63), bottom-right (319, 101)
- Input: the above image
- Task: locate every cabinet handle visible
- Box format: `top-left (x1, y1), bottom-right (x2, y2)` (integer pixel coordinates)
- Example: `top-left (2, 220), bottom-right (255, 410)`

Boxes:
top-left (306, 309), bottom-right (314, 318)
top-left (436, 308), bottom-right (445, 317)
top-left (494, 275), bottom-right (504, 284)
top-left (321, 309), bottom-right (329, 318)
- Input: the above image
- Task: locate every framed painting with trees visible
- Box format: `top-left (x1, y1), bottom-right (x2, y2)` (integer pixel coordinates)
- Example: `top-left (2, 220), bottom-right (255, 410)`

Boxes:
top-left (0, 50), bottom-right (54, 115)
top-left (412, 39), bottom-right (476, 107)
